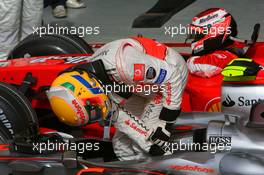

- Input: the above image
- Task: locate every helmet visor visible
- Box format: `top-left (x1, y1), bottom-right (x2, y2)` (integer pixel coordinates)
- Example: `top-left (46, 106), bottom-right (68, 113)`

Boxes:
top-left (81, 96), bottom-right (111, 123)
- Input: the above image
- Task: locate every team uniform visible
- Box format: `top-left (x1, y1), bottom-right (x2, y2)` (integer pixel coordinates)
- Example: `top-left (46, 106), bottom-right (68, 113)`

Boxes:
top-left (187, 50), bottom-right (238, 78)
top-left (0, 0), bottom-right (43, 60)
top-left (91, 37), bottom-right (188, 160)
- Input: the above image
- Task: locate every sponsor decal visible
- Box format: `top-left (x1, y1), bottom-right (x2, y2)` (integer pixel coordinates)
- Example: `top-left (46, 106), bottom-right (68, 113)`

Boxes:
top-left (165, 82), bottom-right (172, 105)
top-left (193, 44), bottom-right (204, 54)
top-left (92, 50), bottom-right (109, 59)
top-left (72, 99), bottom-right (87, 124)
top-left (133, 64), bottom-right (145, 81)
top-left (237, 96), bottom-right (264, 107)
top-left (154, 93), bottom-right (163, 104)
top-left (222, 95), bottom-right (235, 107)
top-left (154, 69), bottom-right (167, 84)
top-left (143, 103), bottom-right (155, 119)
top-left (209, 135), bottom-right (232, 146)
top-left (223, 95), bottom-right (264, 107)
top-left (29, 56), bottom-right (90, 64)
top-left (146, 67), bottom-right (156, 79)
top-left (29, 58), bottom-right (47, 63)
top-left (169, 165), bottom-right (215, 173)
top-left (64, 56), bottom-right (89, 64)
top-left (213, 53), bottom-right (227, 59)
top-left (199, 14), bottom-right (219, 24)
top-left (0, 108), bottom-right (14, 135)
top-left (124, 119), bottom-right (148, 136)
top-left (0, 62), bottom-right (9, 67)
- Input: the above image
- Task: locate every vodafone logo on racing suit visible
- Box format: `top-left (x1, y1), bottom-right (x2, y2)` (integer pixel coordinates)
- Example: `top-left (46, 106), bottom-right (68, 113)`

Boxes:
top-left (124, 120), bottom-right (148, 136)
top-left (72, 99), bottom-right (88, 125)
top-left (133, 64), bottom-right (145, 81)
top-left (166, 82), bottom-right (172, 105)
top-left (154, 93), bottom-right (163, 104)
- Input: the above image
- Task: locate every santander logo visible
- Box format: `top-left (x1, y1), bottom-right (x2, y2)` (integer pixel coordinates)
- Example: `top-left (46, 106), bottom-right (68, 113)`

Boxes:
top-left (124, 120), bottom-right (147, 136)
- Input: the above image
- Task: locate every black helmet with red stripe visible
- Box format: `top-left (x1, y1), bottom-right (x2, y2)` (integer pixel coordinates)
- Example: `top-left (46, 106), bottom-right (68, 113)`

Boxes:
top-left (188, 8), bottom-right (238, 55)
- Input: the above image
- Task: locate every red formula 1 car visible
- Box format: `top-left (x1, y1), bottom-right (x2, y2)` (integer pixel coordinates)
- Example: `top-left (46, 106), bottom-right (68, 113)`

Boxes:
top-left (0, 23), bottom-right (263, 141)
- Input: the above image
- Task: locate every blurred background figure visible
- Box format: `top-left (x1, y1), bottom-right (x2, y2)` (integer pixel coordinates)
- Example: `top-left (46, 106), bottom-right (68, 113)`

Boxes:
top-left (44, 0), bottom-right (86, 18)
top-left (44, 0), bottom-right (67, 18)
top-left (66, 0), bottom-right (86, 9)
top-left (0, 0), bottom-right (43, 60)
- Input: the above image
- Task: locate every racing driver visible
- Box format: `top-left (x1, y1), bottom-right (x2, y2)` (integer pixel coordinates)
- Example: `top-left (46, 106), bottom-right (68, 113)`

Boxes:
top-left (47, 37), bottom-right (188, 160)
top-left (186, 8), bottom-right (242, 78)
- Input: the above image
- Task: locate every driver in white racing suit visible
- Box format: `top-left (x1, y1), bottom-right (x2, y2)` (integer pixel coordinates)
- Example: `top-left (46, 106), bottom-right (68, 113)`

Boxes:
top-left (91, 37), bottom-right (188, 160)
top-left (48, 37), bottom-right (188, 160)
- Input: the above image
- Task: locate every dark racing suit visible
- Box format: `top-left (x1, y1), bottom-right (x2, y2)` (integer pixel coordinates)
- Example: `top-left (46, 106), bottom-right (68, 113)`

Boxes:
top-left (91, 37), bottom-right (188, 160)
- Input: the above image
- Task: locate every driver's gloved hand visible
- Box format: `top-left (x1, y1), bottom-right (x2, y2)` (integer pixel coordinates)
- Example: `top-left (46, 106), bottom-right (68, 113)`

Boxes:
top-left (148, 121), bottom-right (173, 156)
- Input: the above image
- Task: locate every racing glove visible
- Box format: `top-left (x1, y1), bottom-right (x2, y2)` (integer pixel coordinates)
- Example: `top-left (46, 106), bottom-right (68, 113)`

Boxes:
top-left (148, 120), bottom-right (173, 156)
top-left (148, 108), bottom-right (181, 156)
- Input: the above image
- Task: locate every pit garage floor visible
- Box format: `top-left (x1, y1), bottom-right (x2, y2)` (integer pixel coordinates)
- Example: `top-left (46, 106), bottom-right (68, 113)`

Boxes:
top-left (43, 0), bottom-right (264, 48)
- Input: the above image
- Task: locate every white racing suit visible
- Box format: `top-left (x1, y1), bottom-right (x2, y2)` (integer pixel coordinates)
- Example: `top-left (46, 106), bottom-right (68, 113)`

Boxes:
top-left (0, 0), bottom-right (43, 60)
top-left (91, 37), bottom-right (188, 160)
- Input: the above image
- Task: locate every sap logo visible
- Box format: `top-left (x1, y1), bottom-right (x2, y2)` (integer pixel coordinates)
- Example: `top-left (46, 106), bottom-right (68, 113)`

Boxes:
top-left (238, 97), bottom-right (264, 107)
top-left (222, 95), bottom-right (235, 107)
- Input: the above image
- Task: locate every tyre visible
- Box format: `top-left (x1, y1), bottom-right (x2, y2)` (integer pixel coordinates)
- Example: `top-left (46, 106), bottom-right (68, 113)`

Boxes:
top-left (0, 83), bottom-right (38, 143)
top-left (8, 33), bottom-right (94, 59)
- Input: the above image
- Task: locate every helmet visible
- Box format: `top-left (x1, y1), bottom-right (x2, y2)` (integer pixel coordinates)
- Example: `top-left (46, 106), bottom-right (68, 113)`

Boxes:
top-left (188, 8), bottom-right (238, 55)
top-left (46, 71), bottom-right (112, 126)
